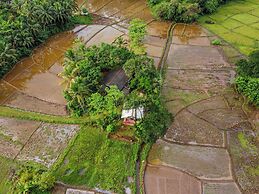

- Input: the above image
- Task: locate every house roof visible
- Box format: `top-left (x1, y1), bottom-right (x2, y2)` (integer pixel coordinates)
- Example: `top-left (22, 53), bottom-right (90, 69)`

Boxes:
top-left (121, 106), bottom-right (144, 120)
top-left (103, 68), bottom-right (128, 90)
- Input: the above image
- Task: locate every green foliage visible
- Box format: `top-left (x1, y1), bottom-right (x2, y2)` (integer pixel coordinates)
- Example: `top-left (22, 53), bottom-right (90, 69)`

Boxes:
top-left (237, 132), bottom-right (257, 152)
top-left (123, 55), bottom-right (161, 94)
top-left (12, 163), bottom-right (55, 193)
top-left (123, 54), bottom-right (171, 143)
top-left (0, 106), bottom-right (91, 125)
top-left (211, 39), bottom-right (222, 45)
top-left (88, 86), bottom-right (124, 131)
top-left (62, 41), bottom-right (132, 116)
top-left (235, 49), bottom-right (259, 107)
top-left (0, 156), bottom-right (16, 193)
top-left (235, 76), bottom-right (259, 107)
top-left (53, 126), bottom-right (139, 193)
top-left (129, 19), bottom-right (147, 55)
top-left (149, 0), bottom-right (229, 22)
top-left (124, 91), bottom-right (148, 109)
top-left (150, 0), bottom-right (200, 23)
top-left (71, 15), bottom-right (92, 25)
top-left (135, 101), bottom-right (172, 143)
top-left (236, 50), bottom-right (259, 78)
top-left (0, 0), bottom-right (77, 78)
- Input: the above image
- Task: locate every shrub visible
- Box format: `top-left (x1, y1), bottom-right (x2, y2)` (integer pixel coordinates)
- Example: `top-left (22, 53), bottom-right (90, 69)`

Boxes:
top-left (236, 50), bottom-right (259, 78)
top-left (149, 0), bottom-right (229, 22)
top-left (235, 76), bottom-right (259, 107)
top-left (0, 0), bottom-right (77, 78)
top-left (123, 55), bottom-right (161, 94)
top-left (211, 39), bottom-right (222, 45)
top-left (135, 101), bottom-right (172, 143)
top-left (62, 41), bottom-right (132, 116)
top-left (129, 19), bottom-right (147, 55)
top-left (88, 86), bottom-right (124, 131)
top-left (12, 163), bottom-right (55, 193)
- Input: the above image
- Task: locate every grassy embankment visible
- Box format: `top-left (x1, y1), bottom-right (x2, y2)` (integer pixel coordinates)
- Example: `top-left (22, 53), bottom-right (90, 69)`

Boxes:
top-left (52, 125), bottom-right (139, 193)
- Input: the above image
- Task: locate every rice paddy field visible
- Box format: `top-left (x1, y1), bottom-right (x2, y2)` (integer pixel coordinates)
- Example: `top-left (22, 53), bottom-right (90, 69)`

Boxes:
top-left (199, 0), bottom-right (259, 55)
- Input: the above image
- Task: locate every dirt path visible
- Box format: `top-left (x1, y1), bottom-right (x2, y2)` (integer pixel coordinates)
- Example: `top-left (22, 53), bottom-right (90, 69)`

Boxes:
top-left (145, 23), bottom-right (258, 194)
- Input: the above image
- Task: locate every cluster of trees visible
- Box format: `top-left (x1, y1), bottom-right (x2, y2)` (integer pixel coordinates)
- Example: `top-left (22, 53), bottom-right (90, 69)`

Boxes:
top-left (148, 0), bottom-right (230, 22)
top-left (89, 86), bottom-right (125, 132)
top-left (12, 163), bottom-right (55, 193)
top-left (62, 40), bottom-right (133, 117)
top-left (63, 19), bottom-right (171, 143)
top-left (0, 0), bottom-right (77, 78)
top-left (235, 50), bottom-right (259, 107)
top-left (123, 55), bottom-right (171, 143)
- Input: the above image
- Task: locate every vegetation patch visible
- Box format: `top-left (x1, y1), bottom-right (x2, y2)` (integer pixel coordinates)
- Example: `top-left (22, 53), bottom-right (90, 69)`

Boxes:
top-left (53, 125), bottom-right (139, 193)
top-left (229, 131), bottom-right (259, 193)
top-left (199, 0), bottom-right (259, 55)
top-left (147, 0), bottom-right (231, 23)
top-left (0, 0), bottom-right (78, 78)
top-left (11, 162), bottom-right (55, 194)
top-left (235, 50), bottom-right (259, 107)
top-left (0, 156), bottom-right (16, 194)
top-left (62, 21), bottom-right (171, 143)
top-left (0, 106), bottom-right (89, 125)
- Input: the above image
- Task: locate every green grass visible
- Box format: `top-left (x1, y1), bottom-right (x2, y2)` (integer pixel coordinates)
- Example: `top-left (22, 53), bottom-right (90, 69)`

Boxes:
top-left (247, 165), bottom-right (259, 176)
top-left (199, 0), bottom-right (259, 55)
top-left (53, 125), bottom-right (140, 193)
top-left (0, 156), bottom-right (16, 194)
top-left (237, 132), bottom-right (257, 152)
top-left (234, 26), bottom-right (259, 39)
top-left (72, 15), bottom-right (92, 25)
top-left (232, 13), bottom-right (259, 24)
top-left (0, 106), bottom-right (96, 124)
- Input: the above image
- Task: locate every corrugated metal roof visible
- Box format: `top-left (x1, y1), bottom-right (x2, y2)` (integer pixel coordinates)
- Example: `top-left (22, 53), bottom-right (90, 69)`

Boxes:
top-left (121, 106), bottom-right (144, 119)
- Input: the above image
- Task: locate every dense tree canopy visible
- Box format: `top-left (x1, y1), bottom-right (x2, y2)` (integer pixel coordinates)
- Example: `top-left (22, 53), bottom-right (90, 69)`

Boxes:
top-left (0, 0), bottom-right (77, 78)
top-left (62, 41), bottom-right (133, 116)
top-left (237, 50), bottom-right (259, 78)
top-left (148, 0), bottom-right (230, 22)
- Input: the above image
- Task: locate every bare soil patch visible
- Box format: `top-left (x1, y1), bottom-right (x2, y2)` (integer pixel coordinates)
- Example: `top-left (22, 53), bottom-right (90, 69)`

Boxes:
top-left (145, 165), bottom-right (201, 194)
top-left (148, 140), bottom-right (232, 180)
top-left (16, 123), bottom-right (78, 167)
top-left (165, 109), bottom-right (224, 147)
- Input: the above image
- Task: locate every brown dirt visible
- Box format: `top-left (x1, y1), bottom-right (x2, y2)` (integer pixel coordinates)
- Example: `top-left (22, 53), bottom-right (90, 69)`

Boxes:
top-left (16, 123), bottom-right (79, 167)
top-left (145, 165), bottom-right (201, 194)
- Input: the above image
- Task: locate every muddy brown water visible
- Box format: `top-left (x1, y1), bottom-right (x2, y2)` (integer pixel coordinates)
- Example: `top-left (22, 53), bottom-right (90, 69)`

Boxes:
top-left (0, 32), bottom-right (75, 110)
top-left (0, 0), bottom-right (170, 115)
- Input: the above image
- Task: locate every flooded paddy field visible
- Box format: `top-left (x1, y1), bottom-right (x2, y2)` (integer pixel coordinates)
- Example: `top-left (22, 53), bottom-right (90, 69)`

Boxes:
top-left (0, 31), bottom-right (76, 116)
top-left (0, 0), bottom-right (258, 193)
top-left (0, 0), bottom-right (170, 116)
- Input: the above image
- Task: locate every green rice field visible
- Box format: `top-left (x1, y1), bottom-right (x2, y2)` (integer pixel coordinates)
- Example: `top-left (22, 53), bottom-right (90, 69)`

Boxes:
top-left (199, 0), bottom-right (259, 55)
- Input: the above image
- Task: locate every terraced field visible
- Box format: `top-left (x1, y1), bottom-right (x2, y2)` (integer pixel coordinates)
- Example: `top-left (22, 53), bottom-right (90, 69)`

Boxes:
top-left (199, 0), bottom-right (259, 55)
top-left (0, 0), bottom-right (258, 193)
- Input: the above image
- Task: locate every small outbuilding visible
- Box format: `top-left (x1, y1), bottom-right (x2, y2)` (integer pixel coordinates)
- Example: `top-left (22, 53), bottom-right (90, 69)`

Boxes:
top-left (103, 68), bottom-right (128, 91)
top-left (121, 106), bottom-right (144, 126)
